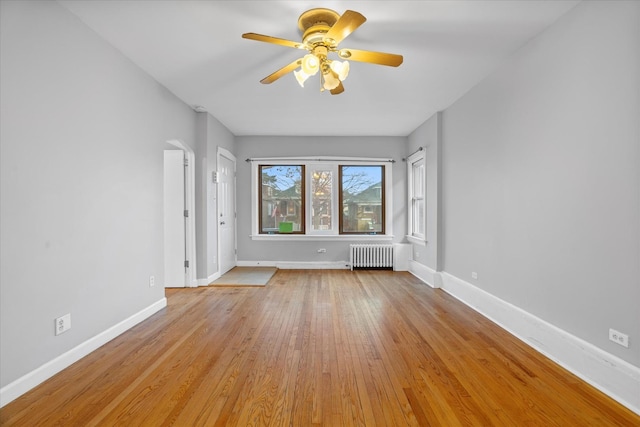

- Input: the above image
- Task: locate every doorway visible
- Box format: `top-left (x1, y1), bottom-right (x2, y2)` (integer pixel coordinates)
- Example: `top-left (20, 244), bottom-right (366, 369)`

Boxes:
top-left (163, 139), bottom-right (197, 287)
top-left (217, 147), bottom-right (237, 275)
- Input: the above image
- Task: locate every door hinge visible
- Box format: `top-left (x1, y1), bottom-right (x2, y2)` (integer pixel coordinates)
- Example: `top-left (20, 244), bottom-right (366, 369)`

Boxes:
top-left (184, 157), bottom-right (189, 167)
top-left (184, 260), bottom-right (190, 268)
top-left (184, 210), bottom-right (189, 218)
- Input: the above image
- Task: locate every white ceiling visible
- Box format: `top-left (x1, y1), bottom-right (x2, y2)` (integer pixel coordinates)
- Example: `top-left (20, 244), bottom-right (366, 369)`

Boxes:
top-left (59, 0), bottom-right (579, 137)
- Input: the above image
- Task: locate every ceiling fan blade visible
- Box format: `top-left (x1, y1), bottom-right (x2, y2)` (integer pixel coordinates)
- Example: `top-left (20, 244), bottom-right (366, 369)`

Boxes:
top-left (338, 48), bottom-right (403, 67)
top-left (330, 82), bottom-right (344, 95)
top-left (242, 33), bottom-right (303, 49)
top-left (260, 59), bottom-right (302, 84)
top-left (323, 10), bottom-right (366, 46)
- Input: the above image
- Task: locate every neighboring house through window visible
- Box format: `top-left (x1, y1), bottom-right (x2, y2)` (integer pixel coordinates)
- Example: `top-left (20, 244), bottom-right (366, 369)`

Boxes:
top-left (259, 165), bottom-right (305, 234)
top-left (251, 158), bottom-right (392, 239)
top-left (339, 165), bottom-right (385, 234)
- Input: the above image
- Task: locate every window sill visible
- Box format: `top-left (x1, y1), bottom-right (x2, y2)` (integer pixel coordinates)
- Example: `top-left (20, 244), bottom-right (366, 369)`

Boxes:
top-left (406, 235), bottom-right (427, 246)
top-left (251, 234), bottom-right (394, 242)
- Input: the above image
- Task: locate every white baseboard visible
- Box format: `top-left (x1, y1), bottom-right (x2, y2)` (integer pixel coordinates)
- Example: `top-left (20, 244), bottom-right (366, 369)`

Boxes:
top-left (0, 298), bottom-right (167, 408)
top-left (237, 260), bottom-right (349, 269)
top-left (439, 272), bottom-right (640, 415)
top-left (198, 272), bottom-right (221, 286)
top-left (408, 260), bottom-right (442, 288)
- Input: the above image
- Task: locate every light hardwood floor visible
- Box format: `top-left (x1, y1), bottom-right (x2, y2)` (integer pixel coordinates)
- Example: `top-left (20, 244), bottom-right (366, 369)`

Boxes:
top-left (1, 270), bottom-right (638, 426)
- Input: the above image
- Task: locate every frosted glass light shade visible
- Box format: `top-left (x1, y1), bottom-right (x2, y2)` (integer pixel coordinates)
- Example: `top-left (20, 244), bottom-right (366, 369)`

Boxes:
top-left (330, 60), bottom-right (350, 81)
top-left (294, 70), bottom-right (309, 87)
top-left (301, 54), bottom-right (320, 75)
top-left (322, 71), bottom-right (340, 90)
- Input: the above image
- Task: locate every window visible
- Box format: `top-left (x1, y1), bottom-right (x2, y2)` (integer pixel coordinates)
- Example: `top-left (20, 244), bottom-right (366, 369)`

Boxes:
top-left (259, 165), bottom-right (305, 234)
top-left (407, 150), bottom-right (425, 242)
top-left (311, 168), bottom-right (333, 231)
top-left (252, 158), bottom-right (392, 239)
top-left (339, 165), bottom-right (384, 234)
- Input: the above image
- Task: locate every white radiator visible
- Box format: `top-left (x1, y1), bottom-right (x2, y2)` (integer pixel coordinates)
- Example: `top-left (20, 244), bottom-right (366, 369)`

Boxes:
top-left (349, 244), bottom-right (394, 270)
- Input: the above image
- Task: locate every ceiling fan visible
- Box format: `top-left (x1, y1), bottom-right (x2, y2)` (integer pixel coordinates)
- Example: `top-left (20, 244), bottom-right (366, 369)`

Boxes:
top-left (242, 8), bottom-right (403, 95)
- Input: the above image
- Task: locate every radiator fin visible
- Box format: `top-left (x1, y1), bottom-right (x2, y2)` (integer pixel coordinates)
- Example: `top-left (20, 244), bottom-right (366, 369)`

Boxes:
top-left (349, 244), bottom-right (394, 270)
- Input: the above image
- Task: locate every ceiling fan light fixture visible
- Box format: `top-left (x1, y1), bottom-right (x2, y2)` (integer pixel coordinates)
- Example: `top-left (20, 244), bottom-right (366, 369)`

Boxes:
top-left (294, 69), bottom-right (310, 87)
top-left (243, 8), bottom-right (403, 95)
top-left (330, 60), bottom-right (350, 81)
top-left (322, 70), bottom-right (340, 90)
top-left (301, 54), bottom-right (320, 75)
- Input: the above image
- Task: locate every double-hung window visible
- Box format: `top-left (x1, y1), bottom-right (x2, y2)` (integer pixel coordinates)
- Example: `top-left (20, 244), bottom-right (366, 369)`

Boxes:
top-left (407, 150), bottom-right (426, 243)
top-left (251, 158), bottom-right (391, 239)
top-left (309, 166), bottom-right (334, 233)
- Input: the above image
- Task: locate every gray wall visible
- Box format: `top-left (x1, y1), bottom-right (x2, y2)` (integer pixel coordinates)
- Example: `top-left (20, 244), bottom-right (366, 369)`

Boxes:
top-left (194, 113), bottom-right (235, 280)
top-left (0, 1), bottom-right (197, 387)
top-left (235, 136), bottom-right (407, 264)
top-left (439, 0), bottom-right (639, 365)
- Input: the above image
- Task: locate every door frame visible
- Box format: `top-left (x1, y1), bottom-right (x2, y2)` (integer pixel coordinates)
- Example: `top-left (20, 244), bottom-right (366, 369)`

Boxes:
top-left (217, 147), bottom-right (237, 274)
top-left (166, 139), bottom-right (197, 287)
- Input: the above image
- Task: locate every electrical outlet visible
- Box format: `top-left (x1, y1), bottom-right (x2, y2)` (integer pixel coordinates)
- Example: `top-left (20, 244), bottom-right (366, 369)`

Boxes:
top-left (471, 272), bottom-right (478, 280)
top-left (609, 329), bottom-right (629, 348)
top-left (55, 313), bottom-right (71, 336)
top-left (149, 275), bottom-right (155, 287)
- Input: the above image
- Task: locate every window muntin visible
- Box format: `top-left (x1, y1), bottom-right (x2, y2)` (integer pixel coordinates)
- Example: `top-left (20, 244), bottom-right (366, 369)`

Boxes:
top-left (259, 165), bottom-right (305, 234)
top-left (339, 165), bottom-right (385, 234)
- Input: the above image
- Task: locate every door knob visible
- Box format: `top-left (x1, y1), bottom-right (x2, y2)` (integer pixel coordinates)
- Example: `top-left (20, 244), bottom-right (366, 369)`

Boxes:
top-left (220, 221), bottom-right (226, 225)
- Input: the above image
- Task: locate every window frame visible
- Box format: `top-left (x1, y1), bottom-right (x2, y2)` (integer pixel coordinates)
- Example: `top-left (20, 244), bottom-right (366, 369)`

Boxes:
top-left (407, 149), bottom-right (426, 245)
top-left (307, 164), bottom-right (338, 236)
top-left (258, 164), bottom-right (306, 235)
top-left (250, 158), bottom-right (393, 241)
top-left (338, 165), bottom-right (386, 235)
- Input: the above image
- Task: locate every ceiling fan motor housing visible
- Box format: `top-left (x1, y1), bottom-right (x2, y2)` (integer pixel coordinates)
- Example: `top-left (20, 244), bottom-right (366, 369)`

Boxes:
top-left (298, 8), bottom-right (340, 47)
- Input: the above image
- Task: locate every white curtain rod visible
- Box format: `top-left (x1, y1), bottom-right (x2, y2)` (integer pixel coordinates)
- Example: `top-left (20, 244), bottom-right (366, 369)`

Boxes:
top-left (246, 156), bottom-right (395, 163)
top-left (402, 146), bottom-right (424, 161)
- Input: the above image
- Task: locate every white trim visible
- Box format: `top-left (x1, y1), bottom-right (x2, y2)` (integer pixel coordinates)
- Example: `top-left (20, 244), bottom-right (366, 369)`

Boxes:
top-left (306, 164), bottom-right (339, 236)
top-left (247, 156), bottom-right (395, 163)
top-left (166, 139), bottom-right (197, 288)
top-left (237, 260), bottom-right (349, 270)
top-left (406, 235), bottom-right (427, 246)
top-left (198, 272), bottom-right (221, 286)
top-left (0, 298), bottom-right (167, 408)
top-left (250, 234), bottom-right (393, 242)
top-left (408, 260), bottom-right (442, 288)
top-left (217, 147), bottom-right (237, 275)
top-left (382, 163), bottom-right (393, 237)
top-left (439, 272), bottom-right (640, 415)
top-left (185, 147), bottom-right (197, 287)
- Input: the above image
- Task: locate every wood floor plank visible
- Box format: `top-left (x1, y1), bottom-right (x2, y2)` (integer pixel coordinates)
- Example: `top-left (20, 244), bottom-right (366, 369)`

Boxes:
top-left (1, 269), bottom-right (638, 426)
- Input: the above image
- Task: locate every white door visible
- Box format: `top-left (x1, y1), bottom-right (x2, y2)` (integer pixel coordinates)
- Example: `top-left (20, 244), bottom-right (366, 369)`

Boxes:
top-left (217, 149), bottom-right (236, 275)
top-left (164, 150), bottom-right (186, 287)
